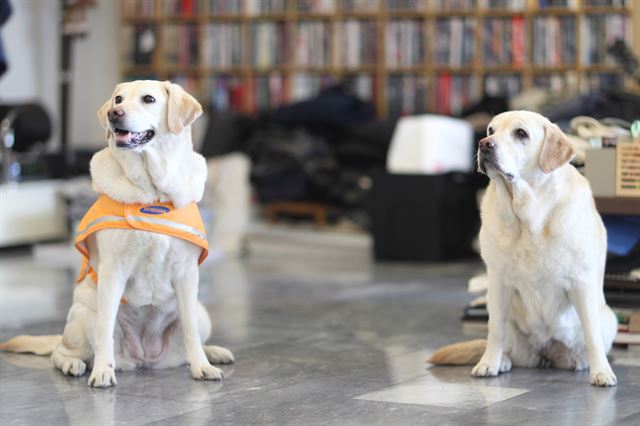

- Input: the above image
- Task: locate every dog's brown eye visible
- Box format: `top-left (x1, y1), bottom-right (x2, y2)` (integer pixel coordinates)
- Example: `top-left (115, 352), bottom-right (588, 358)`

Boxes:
top-left (515, 128), bottom-right (528, 139)
top-left (487, 127), bottom-right (494, 136)
top-left (115, 96), bottom-right (122, 104)
top-left (142, 95), bottom-right (156, 104)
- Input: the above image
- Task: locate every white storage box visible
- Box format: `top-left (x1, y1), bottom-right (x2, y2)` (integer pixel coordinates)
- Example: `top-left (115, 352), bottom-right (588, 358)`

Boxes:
top-left (387, 115), bottom-right (474, 175)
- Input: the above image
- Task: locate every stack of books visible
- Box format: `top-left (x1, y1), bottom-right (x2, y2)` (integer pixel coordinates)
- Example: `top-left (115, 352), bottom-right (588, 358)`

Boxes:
top-left (483, 17), bottom-right (526, 67)
top-left (335, 20), bottom-right (377, 68)
top-left (461, 296), bottom-right (489, 335)
top-left (582, 14), bottom-right (628, 66)
top-left (385, 20), bottom-right (425, 69)
top-left (532, 16), bottom-right (577, 67)
top-left (614, 308), bottom-right (640, 346)
top-left (164, 24), bottom-right (199, 67)
top-left (434, 18), bottom-right (476, 68)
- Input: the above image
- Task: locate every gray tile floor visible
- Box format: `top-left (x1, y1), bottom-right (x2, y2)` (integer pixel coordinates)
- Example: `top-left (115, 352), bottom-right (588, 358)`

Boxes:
top-left (1, 248), bottom-right (639, 426)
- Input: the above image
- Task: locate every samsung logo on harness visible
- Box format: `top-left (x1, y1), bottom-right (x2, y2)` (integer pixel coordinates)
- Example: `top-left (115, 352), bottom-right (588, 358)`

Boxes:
top-left (140, 205), bottom-right (170, 215)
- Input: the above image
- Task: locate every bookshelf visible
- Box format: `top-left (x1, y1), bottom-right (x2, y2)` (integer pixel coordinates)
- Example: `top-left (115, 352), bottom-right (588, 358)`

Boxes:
top-left (119, 0), bottom-right (637, 117)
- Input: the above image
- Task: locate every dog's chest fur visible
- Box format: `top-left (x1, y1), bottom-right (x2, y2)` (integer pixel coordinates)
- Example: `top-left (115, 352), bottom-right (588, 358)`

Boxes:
top-left (479, 175), bottom-right (590, 337)
top-left (89, 228), bottom-right (201, 307)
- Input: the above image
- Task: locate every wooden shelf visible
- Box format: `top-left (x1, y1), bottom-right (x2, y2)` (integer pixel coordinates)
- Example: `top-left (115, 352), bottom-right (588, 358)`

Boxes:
top-left (119, 0), bottom-right (637, 117)
top-left (595, 196), bottom-right (640, 215)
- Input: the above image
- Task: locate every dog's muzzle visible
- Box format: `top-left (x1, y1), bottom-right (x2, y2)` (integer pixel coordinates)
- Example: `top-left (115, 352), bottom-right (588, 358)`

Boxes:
top-left (477, 137), bottom-right (514, 181)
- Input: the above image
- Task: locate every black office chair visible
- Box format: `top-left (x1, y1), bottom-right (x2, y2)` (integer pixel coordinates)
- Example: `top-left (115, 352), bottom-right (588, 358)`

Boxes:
top-left (0, 103), bottom-right (52, 182)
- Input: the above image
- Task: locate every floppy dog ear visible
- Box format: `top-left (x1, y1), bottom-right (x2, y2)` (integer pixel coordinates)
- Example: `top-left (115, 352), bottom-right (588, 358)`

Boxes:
top-left (97, 98), bottom-right (112, 131)
top-left (163, 81), bottom-right (203, 134)
top-left (96, 97), bottom-right (114, 141)
top-left (539, 123), bottom-right (574, 173)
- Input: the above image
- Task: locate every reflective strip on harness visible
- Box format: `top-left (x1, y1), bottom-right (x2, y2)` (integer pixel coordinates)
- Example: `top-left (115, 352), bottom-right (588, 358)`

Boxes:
top-left (125, 215), bottom-right (207, 241)
top-left (76, 216), bottom-right (128, 237)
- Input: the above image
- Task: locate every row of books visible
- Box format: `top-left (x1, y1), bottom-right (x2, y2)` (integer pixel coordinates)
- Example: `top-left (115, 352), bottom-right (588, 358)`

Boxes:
top-left (122, 0), bottom-right (629, 17)
top-left (532, 16), bottom-right (577, 67)
top-left (387, 74), bottom-right (427, 117)
top-left (385, 20), bottom-right (425, 68)
top-left (129, 20), bottom-right (627, 69)
top-left (434, 74), bottom-right (477, 115)
top-left (164, 24), bottom-right (199, 66)
top-left (582, 14), bottom-right (627, 66)
top-left (209, 73), bottom-right (426, 115)
top-left (336, 20), bottom-right (378, 68)
top-left (582, 73), bottom-right (623, 91)
top-left (483, 17), bottom-right (525, 67)
top-left (203, 24), bottom-right (244, 68)
top-left (295, 0), bottom-right (335, 13)
top-left (251, 23), bottom-right (288, 68)
top-left (157, 0), bottom-right (289, 16)
top-left (479, 0), bottom-right (526, 9)
top-left (164, 0), bottom-right (201, 16)
top-left (294, 22), bottom-right (330, 67)
top-left (210, 73), bottom-right (332, 112)
top-left (122, 0), bottom-right (155, 17)
top-left (129, 70), bottom-right (624, 119)
top-left (435, 18), bottom-right (476, 67)
top-left (614, 308), bottom-right (640, 346)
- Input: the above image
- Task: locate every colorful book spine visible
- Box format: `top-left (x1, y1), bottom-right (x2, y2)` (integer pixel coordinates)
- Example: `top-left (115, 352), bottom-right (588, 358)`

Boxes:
top-left (336, 20), bottom-right (378, 68)
top-left (295, 22), bottom-right (330, 67)
top-left (387, 74), bottom-right (427, 117)
top-left (165, 24), bottom-right (199, 66)
top-left (582, 14), bottom-right (627, 66)
top-left (484, 17), bottom-right (525, 67)
top-left (484, 74), bottom-right (522, 97)
top-left (435, 18), bottom-right (476, 67)
top-left (204, 24), bottom-right (244, 68)
top-left (251, 22), bottom-right (287, 68)
top-left (338, 0), bottom-right (379, 12)
top-left (122, 0), bottom-right (156, 17)
top-left (385, 20), bottom-right (425, 69)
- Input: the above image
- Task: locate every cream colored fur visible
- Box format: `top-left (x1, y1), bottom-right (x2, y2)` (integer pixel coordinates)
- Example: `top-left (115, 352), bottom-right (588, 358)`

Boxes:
top-left (0, 81), bottom-right (234, 387)
top-left (428, 111), bottom-right (617, 387)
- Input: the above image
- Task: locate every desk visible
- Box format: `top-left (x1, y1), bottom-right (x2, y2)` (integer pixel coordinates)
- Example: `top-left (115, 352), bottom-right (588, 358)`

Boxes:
top-left (0, 180), bottom-right (67, 247)
top-left (595, 197), bottom-right (640, 216)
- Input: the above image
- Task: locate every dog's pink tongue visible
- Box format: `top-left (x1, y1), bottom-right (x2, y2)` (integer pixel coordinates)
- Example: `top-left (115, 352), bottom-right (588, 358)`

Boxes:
top-left (116, 131), bottom-right (132, 143)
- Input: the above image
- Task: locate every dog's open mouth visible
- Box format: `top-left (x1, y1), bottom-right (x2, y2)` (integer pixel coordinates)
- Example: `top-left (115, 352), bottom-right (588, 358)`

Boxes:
top-left (114, 128), bottom-right (155, 149)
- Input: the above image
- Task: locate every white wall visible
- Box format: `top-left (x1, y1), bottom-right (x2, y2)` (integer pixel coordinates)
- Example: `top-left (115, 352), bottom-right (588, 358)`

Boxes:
top-left (0, 0), bottom-right (59, 150)
top-left (0, 0), bottom-right (118, 152)
top-left (69, 0), bottom-right (119, 150)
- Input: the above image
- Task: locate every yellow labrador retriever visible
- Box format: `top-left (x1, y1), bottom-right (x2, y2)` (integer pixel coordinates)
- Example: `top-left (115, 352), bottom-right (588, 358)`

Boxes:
top-left (429, 111), bottom-right (617, 387)
top-left (0, 80), bottom-right (234, 387)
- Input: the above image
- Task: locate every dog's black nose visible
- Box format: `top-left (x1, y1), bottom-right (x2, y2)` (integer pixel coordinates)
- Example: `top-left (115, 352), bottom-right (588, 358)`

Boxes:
top-left (479, 138), bottom-right (496, 151)
top-left (108, 107), bottom-right (125, 123)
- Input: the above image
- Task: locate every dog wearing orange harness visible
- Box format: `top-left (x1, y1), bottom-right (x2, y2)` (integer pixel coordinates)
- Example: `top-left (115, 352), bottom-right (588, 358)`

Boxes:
top-left (0, 81), bottom-right (234, 387)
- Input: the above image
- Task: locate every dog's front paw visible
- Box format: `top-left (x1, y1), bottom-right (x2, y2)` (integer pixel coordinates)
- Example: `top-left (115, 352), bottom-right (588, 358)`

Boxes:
top-left (88, 365), bottom-right (117, 388)
top-left (590, 368), bottom-right (617, 387)
top-left (204, 345), bottom-right (235, 365)
top-left (190, 362), bottom-right (224, 381)
top-left (471, 362), bottom-right (500, 377)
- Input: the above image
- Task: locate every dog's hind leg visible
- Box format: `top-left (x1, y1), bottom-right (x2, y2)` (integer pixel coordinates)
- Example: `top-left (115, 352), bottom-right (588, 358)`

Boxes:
top-left (504, 324), bottom-right (542, 369)
top-left (51, 303), bottom-right (94, 377)
top-left (541, 340), bottom-right (584, 370)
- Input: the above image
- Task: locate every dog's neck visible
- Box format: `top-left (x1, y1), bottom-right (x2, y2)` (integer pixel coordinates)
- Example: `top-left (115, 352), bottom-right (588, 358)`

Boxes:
top-left (491, 166), bottom-right (568, 234)
top-left (90, 129), bottom-right (206, 208)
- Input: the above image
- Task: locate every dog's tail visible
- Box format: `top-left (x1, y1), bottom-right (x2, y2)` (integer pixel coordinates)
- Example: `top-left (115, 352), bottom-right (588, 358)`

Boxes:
top-left (0, 335), bottom-right (61, 356)
top-left (427, 339), bottom-right (486, 365)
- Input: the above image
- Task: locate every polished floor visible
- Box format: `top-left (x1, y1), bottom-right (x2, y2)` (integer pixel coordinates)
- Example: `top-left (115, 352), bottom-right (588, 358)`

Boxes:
top-left (1, 246), bottom-right (639, 426)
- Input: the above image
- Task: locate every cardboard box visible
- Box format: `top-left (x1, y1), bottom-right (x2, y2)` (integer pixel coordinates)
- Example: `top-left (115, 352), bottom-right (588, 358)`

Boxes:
top-left (585, 148), bottom-right (617, 197)
top-left (616, 143), bottom-right (640, 197)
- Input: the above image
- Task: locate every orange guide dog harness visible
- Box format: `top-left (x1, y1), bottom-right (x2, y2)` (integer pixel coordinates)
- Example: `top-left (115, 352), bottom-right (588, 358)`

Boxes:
top-left (75, 194), bottom-right (209, 285)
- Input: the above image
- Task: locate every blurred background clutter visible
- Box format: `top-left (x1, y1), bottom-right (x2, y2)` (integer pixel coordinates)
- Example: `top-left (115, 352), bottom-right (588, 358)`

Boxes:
top-left (0, 0), bottom-right (639, 354)
top-left (1, 1), bottom-right (640, 423)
